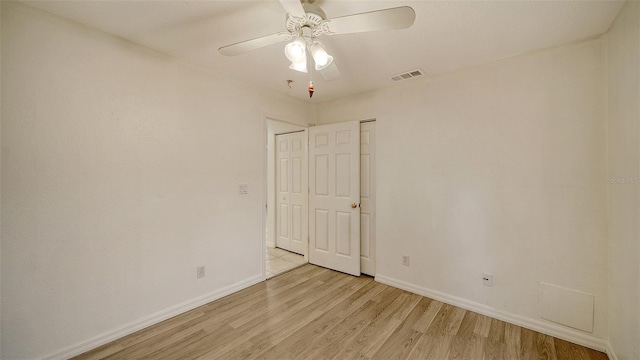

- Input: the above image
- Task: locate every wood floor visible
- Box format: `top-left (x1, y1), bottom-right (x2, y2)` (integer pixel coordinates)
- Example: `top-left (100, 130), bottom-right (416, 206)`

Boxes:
top-left (74, 265), bottom-right (608, 360)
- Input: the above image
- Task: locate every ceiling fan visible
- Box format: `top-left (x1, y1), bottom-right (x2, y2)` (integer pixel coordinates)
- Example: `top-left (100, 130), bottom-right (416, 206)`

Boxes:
top-left (218, 0), bottom-right (416, 82)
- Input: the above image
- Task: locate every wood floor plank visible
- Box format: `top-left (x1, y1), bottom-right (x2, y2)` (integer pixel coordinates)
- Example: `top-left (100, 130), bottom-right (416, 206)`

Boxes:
top-left (74, 265), bottom-right (609, 360)
top-left (327, 288), bottom-right (408, 360)
top-left (463, 333), bottom-right (486, 359)
top-left (555, 338), bottom-right (578, 360)
top-left (119, 310), bottom-right (207, 348)
top-left (456, 311), bottom-right (478, 339)
top-left (298, 289), bottom-right (420, 359)
top-left (71, 342), bottom-right (123, 360)
top-left (406, 333), bottom-right (438, 360)
top-left (519, 327), bottom-right (535, 360)
top-left (359, 292), bottom-right (422, 358)
top-left (534, 332), bottom-right (558, 360)
top-left (488, 317), bottom-right (507, 343)
top-left (298, 298), bottom-right (386, 360)
top-left (252, 277), bottom-right (376, 360)
top-left (476, 316), bottom-right (507, 360)
top-left (259, 281), bottom-right (388, 360)
top-left (555, 338), bottom-right (608, 360)
top-left (204, 265), bottom-right (327, 315)
top-left (473, 313), bottom-right (493, 337)
top-left (98, 313), bottom-right (220, 359)
top-left (226, 269), bottom-right (344, 329)
top-left (447, 332), bottom-right (486, 360)
top-left (370, 297), bottom-right (432, 360)
top-left (424, 303), bottom-right (466, 338)
top-left (425, 334), bottom-right (456, 360)
top-left (136, 328), bottom-right (211, 360)
top-left (412, 299), bottom-right (443, 333)
top-left (484, 338), bottom-right (507, 360)
top-left (199, 273), bottom-right (364, 360)
top-left (504, 322), bottom-right (522, 360)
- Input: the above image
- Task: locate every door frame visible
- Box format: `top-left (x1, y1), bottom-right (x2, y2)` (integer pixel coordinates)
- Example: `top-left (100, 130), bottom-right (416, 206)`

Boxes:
top-left (262, 116), bottom-right (376, 280)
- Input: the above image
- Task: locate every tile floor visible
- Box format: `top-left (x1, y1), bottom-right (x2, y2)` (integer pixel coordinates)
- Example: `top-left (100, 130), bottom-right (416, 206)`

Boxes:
top-left (266, 246), bottom-right (305, 278)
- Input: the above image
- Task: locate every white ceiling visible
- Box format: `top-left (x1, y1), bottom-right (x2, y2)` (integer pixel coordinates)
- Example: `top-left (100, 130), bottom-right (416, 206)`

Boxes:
top-left (24, 0), bottom-right (624, 103)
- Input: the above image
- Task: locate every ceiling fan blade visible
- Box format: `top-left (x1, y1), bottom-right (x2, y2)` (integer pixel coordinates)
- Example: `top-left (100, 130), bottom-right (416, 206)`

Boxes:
top-left (219, 33), bottom-right (287, 56)
top-left (279, 0), bottom-right (306, 18)
top-left (328, 6), bottom-right (416, 35)
top-left (319, 62), bottom-right (340, 81)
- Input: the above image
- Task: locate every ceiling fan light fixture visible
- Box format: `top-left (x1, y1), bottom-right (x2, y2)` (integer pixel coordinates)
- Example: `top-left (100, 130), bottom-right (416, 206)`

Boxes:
top-left (310, 41), bottom-right (333, 71)
top-left (284, 37), bottom-right (307, 63)
top-left (289, 57), bottom-right (308, 73)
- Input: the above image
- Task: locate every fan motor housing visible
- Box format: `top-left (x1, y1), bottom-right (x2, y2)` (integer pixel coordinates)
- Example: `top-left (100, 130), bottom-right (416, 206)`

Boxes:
top-left (286, 3), bottom-right (329, 36)
top-left (302, 3), bottom-right (326, 21)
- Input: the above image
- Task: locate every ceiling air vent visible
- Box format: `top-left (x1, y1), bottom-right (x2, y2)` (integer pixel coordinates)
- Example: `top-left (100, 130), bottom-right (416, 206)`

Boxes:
top-left (389, 69), bottom-right (426, 82)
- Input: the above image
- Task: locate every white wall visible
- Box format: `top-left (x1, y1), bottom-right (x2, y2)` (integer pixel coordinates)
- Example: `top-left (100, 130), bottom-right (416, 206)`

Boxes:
top-left (315, 38), bottom-right (609, 345)
top-left (606, 1), bottom-right (640, 359)
top-left (0, 2), bottom-right (310, 359)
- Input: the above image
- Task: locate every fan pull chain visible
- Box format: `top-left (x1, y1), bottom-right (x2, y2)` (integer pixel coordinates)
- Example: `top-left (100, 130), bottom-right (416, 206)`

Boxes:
top-left (307, 52), bottom-right (314, 98)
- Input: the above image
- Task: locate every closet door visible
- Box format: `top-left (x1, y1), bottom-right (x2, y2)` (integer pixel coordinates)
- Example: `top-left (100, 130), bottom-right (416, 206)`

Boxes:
top-left (309, 121), bottom-right (360, 276)
top-left (276, 131), bottom-right (307, 255)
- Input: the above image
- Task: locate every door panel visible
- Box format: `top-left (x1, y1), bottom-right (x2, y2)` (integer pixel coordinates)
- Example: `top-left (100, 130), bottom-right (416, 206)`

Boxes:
top-left (292, 205), bottom-right (302, 241)
top-left (309, 121), bottom-right (360, 276)
top-left (336, 211), bottom-right (352, 255)
top-left (360, 122), bottom-right (376, 276)
top-left (315, 209), bottom-right (329, 251)
top-left (315, 155), bottom-right (329, 195)
top-left (275, 131), bottom-right (307, 255)
top-left (276, 137), bottom-right (291, 250)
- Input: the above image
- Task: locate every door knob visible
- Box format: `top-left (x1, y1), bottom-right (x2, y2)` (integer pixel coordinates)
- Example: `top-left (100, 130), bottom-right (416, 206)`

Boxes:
top-left (351, 203), bottom-right (358, 209)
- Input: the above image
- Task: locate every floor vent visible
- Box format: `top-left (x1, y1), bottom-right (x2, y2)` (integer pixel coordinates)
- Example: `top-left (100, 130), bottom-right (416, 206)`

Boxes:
top-left (389, 69), bottom-right (426, 82)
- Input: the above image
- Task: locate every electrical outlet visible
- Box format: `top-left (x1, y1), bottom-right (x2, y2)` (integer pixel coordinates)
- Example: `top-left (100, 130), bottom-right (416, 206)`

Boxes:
top-left (238, 184), bottom-right (248, 195)
top-left (482, 273), bottom-right (493, 287)
top-left (402, 256), bottom-right (410, 266)
top-left (197, 266), bottom-right (205, 279)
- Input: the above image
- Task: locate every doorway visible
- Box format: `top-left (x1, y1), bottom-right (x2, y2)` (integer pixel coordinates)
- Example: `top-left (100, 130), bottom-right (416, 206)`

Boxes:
top-left (263, 119), bottom-right (376, 278)
top-left (265, 119), bottom-right (308, 278)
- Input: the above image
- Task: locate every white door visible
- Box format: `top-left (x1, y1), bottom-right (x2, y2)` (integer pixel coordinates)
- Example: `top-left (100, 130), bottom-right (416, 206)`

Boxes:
top-left (309, 121), bottom-right (360, 276)
top-left (360, 122), bottom-right (376, 276)
top-left (275, 131), bottom-right (308, 255)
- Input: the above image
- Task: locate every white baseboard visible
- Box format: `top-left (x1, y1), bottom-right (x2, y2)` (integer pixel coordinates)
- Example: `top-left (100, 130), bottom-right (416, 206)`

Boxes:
top-left (41, 272), bottom-right (613, 360)
top-left (266, 241), bottom-right (275, 248)
top-left (606, 342), bottom-right (619, 360)
top-left (42, 274), bottom-right (263, 360)
top-left (375, 274), bottom-right (608, 353)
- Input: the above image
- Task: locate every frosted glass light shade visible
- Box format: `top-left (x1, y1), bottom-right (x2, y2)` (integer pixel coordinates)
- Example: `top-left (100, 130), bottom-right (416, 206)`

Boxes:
top-left (289, 58), bottom-right (308, 73)
top-left (285, 37), bottom-right (307, 63)
top-left (310, 42), bottom-right (333, 71)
